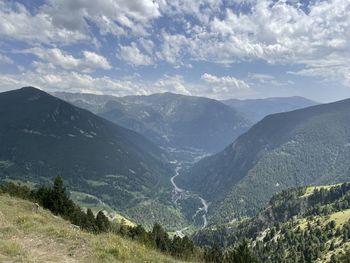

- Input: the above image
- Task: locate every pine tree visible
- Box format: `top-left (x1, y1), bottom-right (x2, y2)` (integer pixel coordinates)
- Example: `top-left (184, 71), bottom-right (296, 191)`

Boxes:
top-left (224, 240), bottom-right (259, 263)
top-left (96, 211), bottom-right (110, 233)
top-left (86, 208), bottom-right (98, 233)
top-left (204, 243), bottom-right (223, 263)
top-left (151, 223), bottom-right (170, 252)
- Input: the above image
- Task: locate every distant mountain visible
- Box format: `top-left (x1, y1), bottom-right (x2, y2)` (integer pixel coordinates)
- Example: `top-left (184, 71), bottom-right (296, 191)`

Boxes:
top-left (222, 96), bottom-right (317, 122)
top-left (0, 87), bottom-right (183, 229)
top-left (179, 98), bottom-right (350, 224)
top-left (55, 92), bottom-right (252, 153)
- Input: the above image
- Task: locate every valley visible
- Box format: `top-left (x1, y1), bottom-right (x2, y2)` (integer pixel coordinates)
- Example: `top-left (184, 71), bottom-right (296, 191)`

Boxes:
top-left (167, 147), bottom-right (210, 234)
top-left (1, 87), bottom-right (350, 263)
top-left (2, 1), bottom-right (350, 262)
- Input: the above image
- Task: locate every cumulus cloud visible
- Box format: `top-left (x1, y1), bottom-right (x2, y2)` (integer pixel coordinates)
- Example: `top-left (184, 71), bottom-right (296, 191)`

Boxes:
top-left (0, 0), bottom-right (161, 45)
top-left (82, 51), bottom-right (112, 70)
top-left (0, 66), bottom-right (251, 100)
top-left (1, 0), bottom-right (350, 99)
top-left (0, 70), bottom-right (142, 95)
top-left (0, 2), bottom-right (88, 45)
top-left (24, 48), bottom-right (111, 72)
top-left (201, 73), bottom-right (250, 90)
top-left (42, 0), bottom-right (161, 37)
top-left (155, 0), bottom-right (350, 87)
top-left (118, 43), bottom-right (153, 66)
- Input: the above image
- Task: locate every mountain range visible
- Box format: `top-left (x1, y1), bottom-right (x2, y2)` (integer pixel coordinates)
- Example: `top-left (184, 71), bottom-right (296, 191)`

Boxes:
top-left (54, 92), bottom-right (252, 153)
top-left (0, 87), bottom-right (183, 229)
top-left (179, 98), bottom-right (350, 224)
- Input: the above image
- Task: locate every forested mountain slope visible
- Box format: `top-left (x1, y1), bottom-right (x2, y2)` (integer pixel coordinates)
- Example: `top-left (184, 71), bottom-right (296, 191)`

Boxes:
top-left (0, 87), bottom-right (181, 229)
top-left (180, 98), bottom-right (350, 223)
top-left (194, 183), bottom-right (350, 263)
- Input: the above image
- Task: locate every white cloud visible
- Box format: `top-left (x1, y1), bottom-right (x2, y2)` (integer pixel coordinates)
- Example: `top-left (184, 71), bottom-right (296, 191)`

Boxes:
top-left (0, 2), bottom-right (88, 45)
top-left (42, 0), bottom-right (161, 37)
top-left (201, 73), bottom-right (250, 90)
top-left (156, 32), bottom-right (193, 65)
top-left (0, 70), bottom-right (141, 95)
top-left (288, 52), bottom-right (350, 87)
top-left (248, 73), bottom-right (294, 87)
top-left (0, 66), bottom-right (252, 100)
top-left (155, 0), bottom-right (350, 87)
top-left (1, 0), bottom-right (350, 99)
top-left (25, 48), bottom-right (111, 72)
top-left (153, 75), bottom-right (192, 95)
top-left (159, 0), bottom-right (223, 23)
top-left (0, 0), bottom-right (161, 45)
top-left (0, 54), bottom-right (14, 64)
top-left (82, 51), bottom-right (112, 70)
top-left (118, 43), bottom-right (153, 66)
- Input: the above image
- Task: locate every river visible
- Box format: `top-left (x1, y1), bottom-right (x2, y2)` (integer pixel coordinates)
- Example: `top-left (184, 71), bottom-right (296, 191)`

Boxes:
top-left (167, 148), bottom-right (210, 235)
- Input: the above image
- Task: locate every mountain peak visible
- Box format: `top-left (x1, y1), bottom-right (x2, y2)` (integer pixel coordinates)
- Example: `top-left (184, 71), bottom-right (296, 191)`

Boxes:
top-left (19, 86), bottom-right (45, 94)
top-left (20, 86), bottom-right (41, 91)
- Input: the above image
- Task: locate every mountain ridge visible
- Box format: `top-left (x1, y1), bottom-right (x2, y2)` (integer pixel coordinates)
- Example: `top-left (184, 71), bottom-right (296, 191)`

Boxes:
top-left (222, 96), bottom-right (318, 122)
top-left (0, 87), bottom-right (184, 229)
top-left (179, 97), bottom-right (350, 224)
top-left (54, 91), bottom-right (252, 153)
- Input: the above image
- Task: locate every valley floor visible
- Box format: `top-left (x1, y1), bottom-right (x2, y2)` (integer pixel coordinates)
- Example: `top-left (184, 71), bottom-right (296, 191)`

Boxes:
top-left (0, 194), bottom-right (193, 263)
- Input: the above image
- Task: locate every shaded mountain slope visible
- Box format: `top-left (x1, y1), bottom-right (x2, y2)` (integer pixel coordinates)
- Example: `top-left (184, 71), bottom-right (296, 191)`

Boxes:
top-left (0, 87), bottom-right (181, 228)
top-left (180, 98), bottom-right (350, 223)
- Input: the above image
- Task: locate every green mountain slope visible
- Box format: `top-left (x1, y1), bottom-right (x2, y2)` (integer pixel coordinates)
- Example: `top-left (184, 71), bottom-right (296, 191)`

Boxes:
top-left (180, 98), bottom-right (350, 224)
top-left (55, 92), bottom-right (252, 153)
top-left (193, 183), bottom-right (350, 263)
top-left (222, 96), bottom-right (317, 122)
top-left (0, 87), bottom-right (183, 229)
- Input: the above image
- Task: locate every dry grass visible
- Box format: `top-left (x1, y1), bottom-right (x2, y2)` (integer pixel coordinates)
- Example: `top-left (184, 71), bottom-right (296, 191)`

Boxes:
top-left (0, 194), bottom-right (189, 263)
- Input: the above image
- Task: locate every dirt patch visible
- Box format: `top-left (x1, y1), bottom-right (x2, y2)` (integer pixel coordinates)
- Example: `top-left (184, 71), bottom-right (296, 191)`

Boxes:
top-left (14, 234), bottom-right (89, 263)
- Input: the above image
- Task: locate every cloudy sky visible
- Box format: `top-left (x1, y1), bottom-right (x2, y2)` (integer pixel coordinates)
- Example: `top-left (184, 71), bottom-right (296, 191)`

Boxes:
top-left (0, 0), bottom-right (349, 102)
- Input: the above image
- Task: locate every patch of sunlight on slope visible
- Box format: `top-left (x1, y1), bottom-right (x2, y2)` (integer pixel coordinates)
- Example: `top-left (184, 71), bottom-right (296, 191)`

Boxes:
top-left (325, 209), bottom-right (350, 226)
top-left (70, 191), bottom-right (135, 227)
top-left (0, 194), bottom-right (189, 263)
top-left (296, 209), bottom-right (350, 230)
top-left (302, 184), bottom-right (343, 198)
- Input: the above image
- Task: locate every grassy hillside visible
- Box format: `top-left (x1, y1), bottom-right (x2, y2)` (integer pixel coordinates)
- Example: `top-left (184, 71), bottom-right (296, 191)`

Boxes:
top-left (0, 193), bottom-right (192, 263)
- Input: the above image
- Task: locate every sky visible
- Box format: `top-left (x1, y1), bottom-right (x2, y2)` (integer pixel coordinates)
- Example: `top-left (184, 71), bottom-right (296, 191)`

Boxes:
top-left (0, 0), bottom-right (349, 102)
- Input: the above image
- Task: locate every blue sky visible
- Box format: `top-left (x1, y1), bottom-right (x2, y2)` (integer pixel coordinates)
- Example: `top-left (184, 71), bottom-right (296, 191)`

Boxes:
top-left (0, 0), bottom-right (349, 102)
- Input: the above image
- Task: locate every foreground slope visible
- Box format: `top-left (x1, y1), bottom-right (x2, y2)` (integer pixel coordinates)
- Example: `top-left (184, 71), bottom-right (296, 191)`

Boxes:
top-left (180, 98), bottom-right (350, 223)
top-left (0, 194), bottom-right (186, 263)
top-left (55, 92), bottom-right (251, 153)
top-left (0, 87), bottom-right (181, 228)
top-left (222, 96), bottom-right (317, 122)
